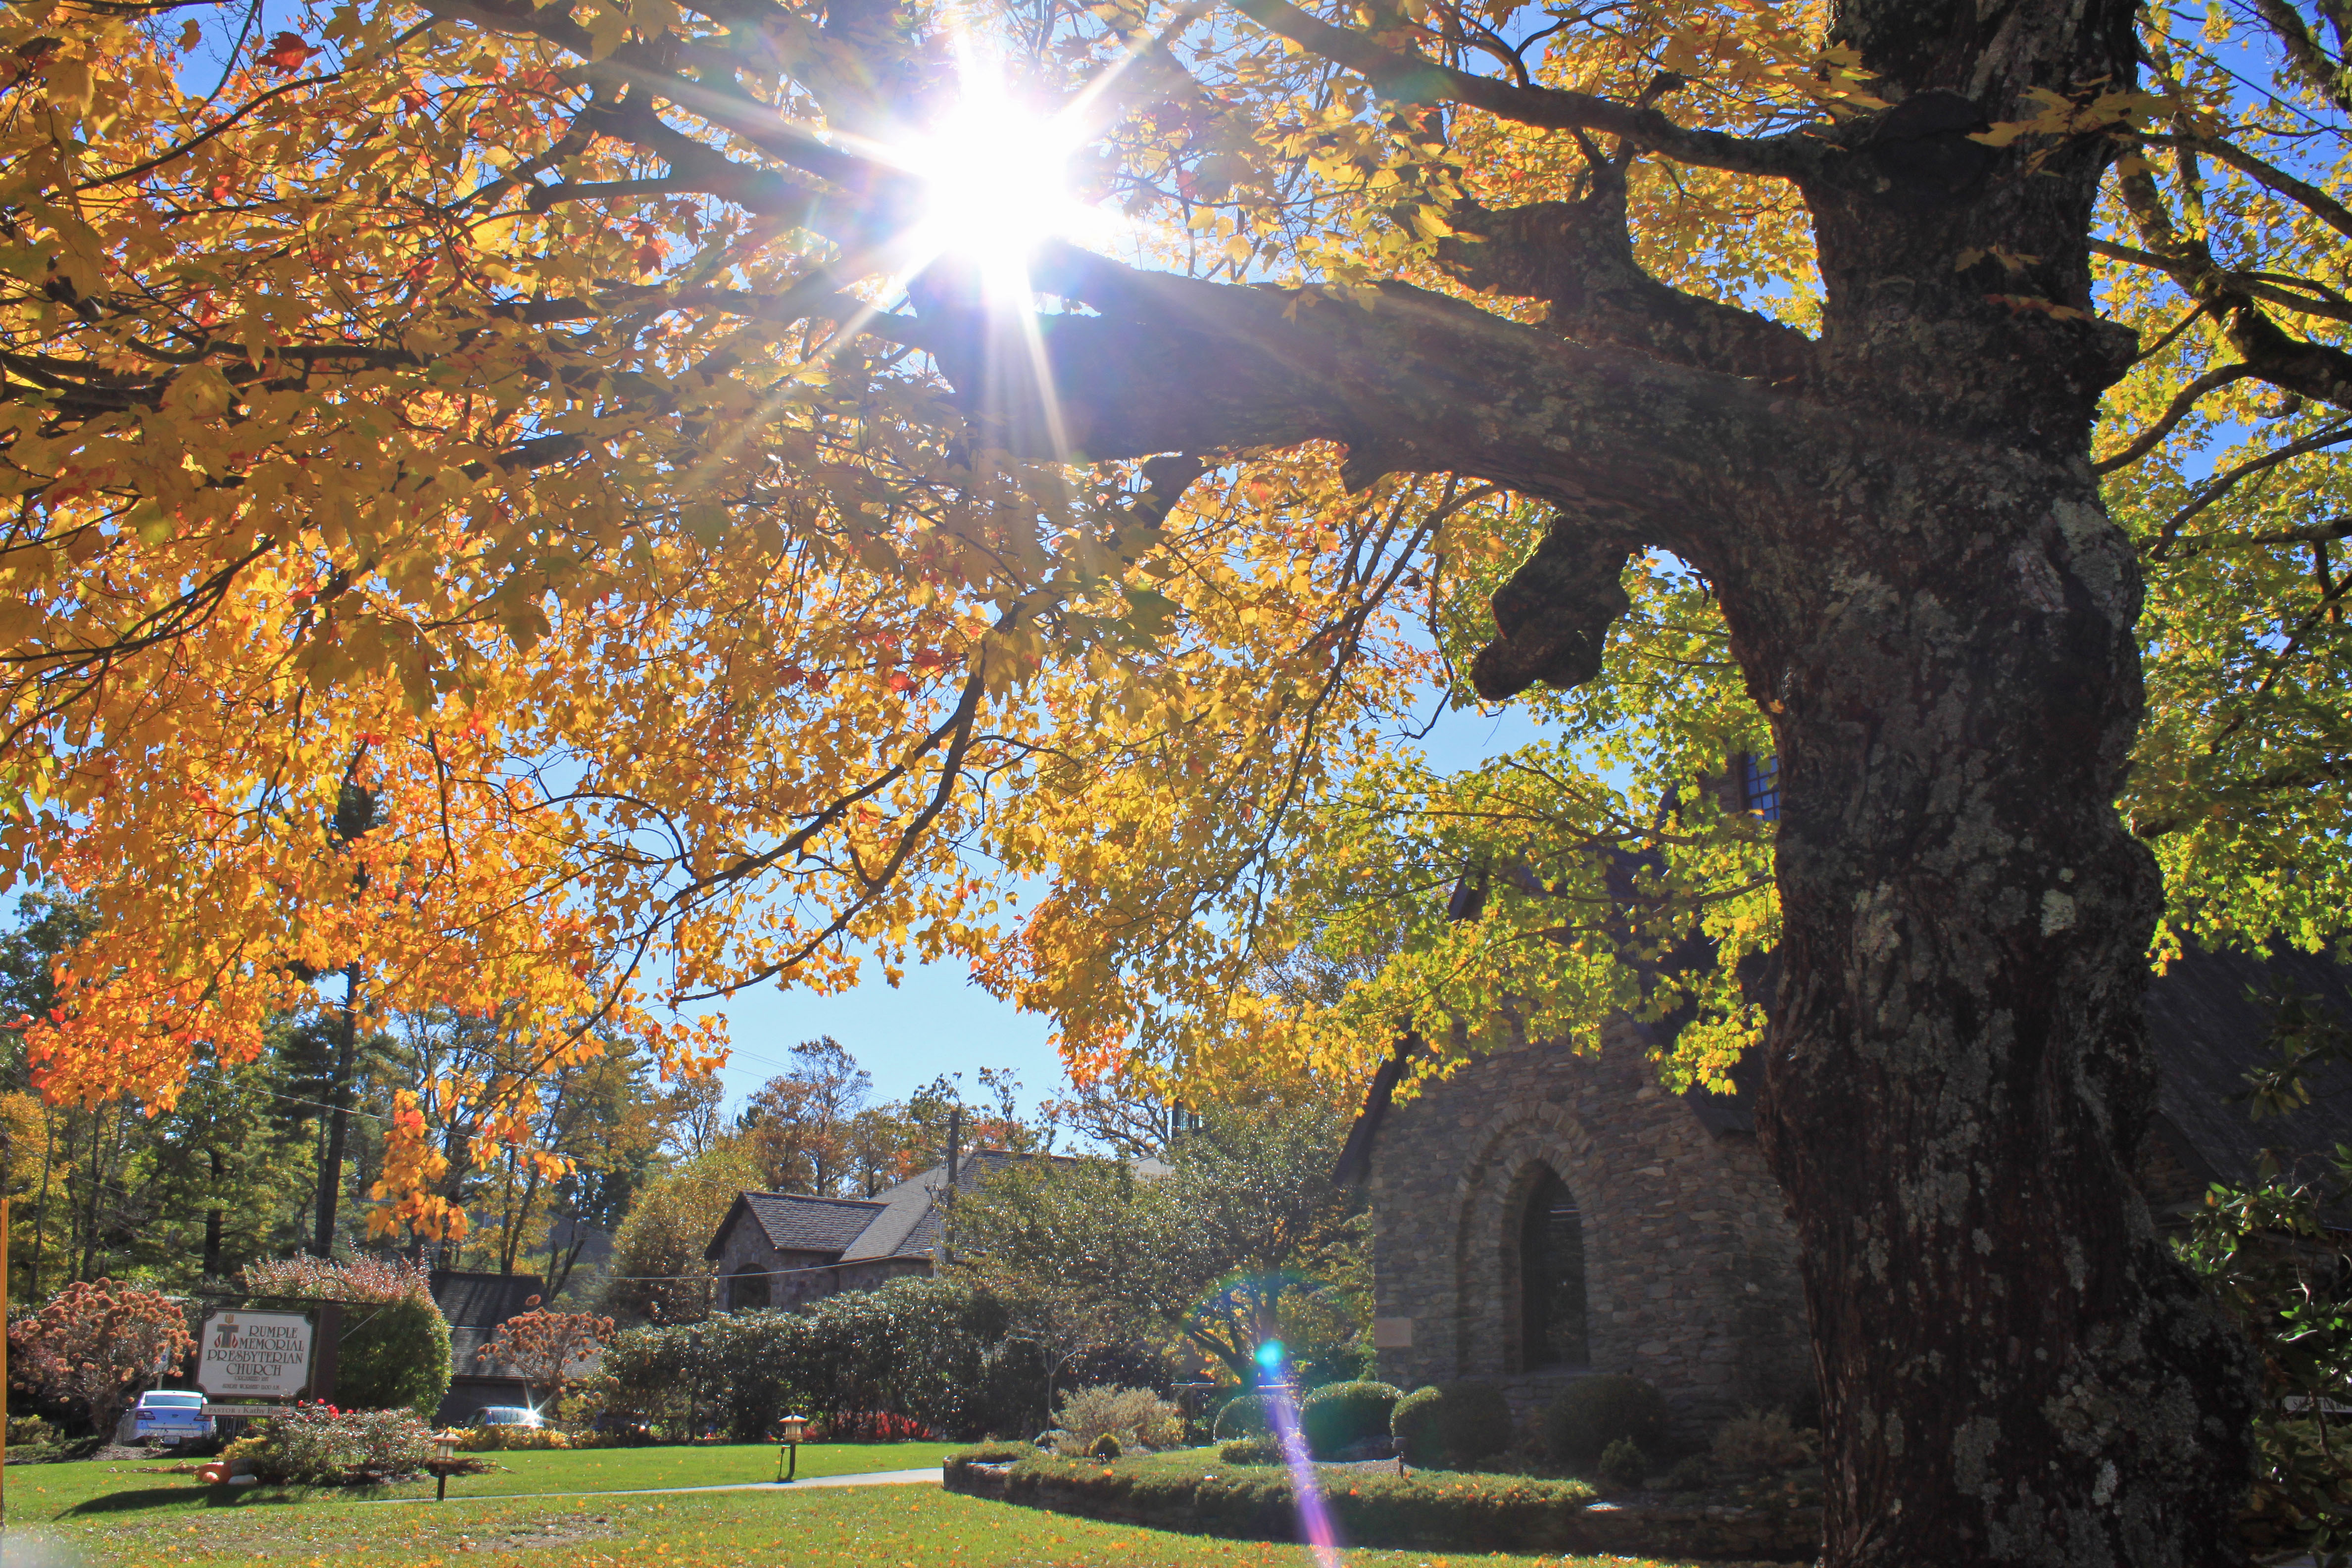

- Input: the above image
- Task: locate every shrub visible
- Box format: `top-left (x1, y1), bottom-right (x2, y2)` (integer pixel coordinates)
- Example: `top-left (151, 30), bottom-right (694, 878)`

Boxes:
top-left (1218, 1436), bottom-right (1281, 1465)
top-left (1543, 1375), bottom-right (1669, 1470)
top-left (10, 1278), bottom-right (195, 1435)
top-left (242, 1404), bottom-right (434, 1483)
top-left (1299, 1380), bottom-right (1401, 1458)
top-left (1090, 1432), bottom-right (1124, 1459)
top-left (339, 1296), bottom-right (455, 1421)
top-left (811, 1410), bottom-right (936, 1442)
top-left (1056, 1384), bottom-right (1182, 1453)
top-left (476, 1298), bottom-right (614, 1411)
top-left (1213, 1393), bottom-right (1273, 1440)
top-left (1665, 1453), bottom-right (1714, 1490)
top-left (1393, 1382), bottom-right (1510, 1469)
top-left (1711, 1407), bottom-right (1813, 1472)
top-left (971, 1449), bottom-right (1601, 1551)
top-left (5, 1416), bottom-right (59, 1449)
top-left (241, 1257), bottom-right (452, 1421)
top-left (455, 1425), bottom-right (573, 1452)
top-left (1596, 1437), bottom-right (1648, 1486)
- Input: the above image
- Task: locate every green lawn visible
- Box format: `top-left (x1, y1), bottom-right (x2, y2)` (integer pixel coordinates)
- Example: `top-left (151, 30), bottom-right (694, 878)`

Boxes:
top-left (7, 1473), bottom-right (1711, 1568)
top-left (1, 1440), bottom-right (955, 1519)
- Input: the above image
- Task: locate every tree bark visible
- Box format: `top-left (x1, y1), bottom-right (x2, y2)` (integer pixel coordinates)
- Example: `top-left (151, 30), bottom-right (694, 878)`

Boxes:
top-left (202, 1147), bottom-right (225, 1281)
top-left (907, 8), bottom-right (2262, 1558)
top-left (312, 963), bottom-right (361, 1259)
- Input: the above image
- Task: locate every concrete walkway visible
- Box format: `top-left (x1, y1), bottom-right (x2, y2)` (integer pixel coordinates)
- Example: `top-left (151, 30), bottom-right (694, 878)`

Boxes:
top-left (364, 1466), bottom-right (943, 1506)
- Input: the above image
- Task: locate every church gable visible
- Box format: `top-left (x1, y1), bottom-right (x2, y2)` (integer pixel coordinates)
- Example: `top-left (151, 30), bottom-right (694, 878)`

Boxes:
top-left (1361, 1019), bottom-right (1811, 1435)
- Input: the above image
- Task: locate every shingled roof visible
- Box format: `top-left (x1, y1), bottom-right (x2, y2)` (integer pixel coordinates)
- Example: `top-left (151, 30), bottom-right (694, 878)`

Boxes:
top-left (710, 1151), bottom-right (1176, 1269)
top-left (703, 1191), bottom-right (887, 1261)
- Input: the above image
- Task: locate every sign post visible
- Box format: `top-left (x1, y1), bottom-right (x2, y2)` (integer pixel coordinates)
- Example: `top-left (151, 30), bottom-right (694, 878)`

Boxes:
top-left (196, 1310), bottom-right (318, 1407)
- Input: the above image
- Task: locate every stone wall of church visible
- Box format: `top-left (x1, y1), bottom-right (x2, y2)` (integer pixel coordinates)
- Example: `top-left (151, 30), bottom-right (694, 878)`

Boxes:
top-left (1366, 1021), bottom-right (1811, 1441)
top-left (711, 1224), bottom-right (844, 1312)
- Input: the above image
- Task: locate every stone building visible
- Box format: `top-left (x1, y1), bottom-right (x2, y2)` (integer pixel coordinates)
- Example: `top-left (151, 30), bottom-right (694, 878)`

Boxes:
top-left (706, 1149), bottom-right (1171, 1312)
top-left (1344, 1023), bottom-right (1811, 1435)
top-left (1342, 942), bottom-right (2352, 1439)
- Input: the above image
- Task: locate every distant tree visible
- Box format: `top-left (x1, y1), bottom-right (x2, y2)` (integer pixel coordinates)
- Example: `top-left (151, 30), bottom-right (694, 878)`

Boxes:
top-left (955, 1099), bottom-right (1364, 1383)
top-left (604, 1146), bottom-right (760, 1325)
top-left (659, 1075), bottom-right (728, 1163)
top-left (1042, 1074), bottom-right (1195, 1158)
top-left (737, 1037), bottom-right (872, 1196)
top-left (542, 1049), bottom-right (671, 1301)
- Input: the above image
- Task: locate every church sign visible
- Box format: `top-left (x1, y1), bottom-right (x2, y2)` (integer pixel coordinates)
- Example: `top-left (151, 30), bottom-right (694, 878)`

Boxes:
top-left (196, 1310), bottom-right (317, 1400)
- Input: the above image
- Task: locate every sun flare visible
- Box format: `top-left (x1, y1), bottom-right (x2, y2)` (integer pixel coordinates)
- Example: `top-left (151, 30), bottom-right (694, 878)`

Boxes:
top-left (899, 80), bottom-right (1094, 285)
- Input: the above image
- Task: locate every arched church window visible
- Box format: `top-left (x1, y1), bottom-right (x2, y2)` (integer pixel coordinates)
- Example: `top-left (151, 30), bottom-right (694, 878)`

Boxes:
top-left (1519, 1168), bottom-right (1589, 1368)
top-left (1741, 752), bottom-right (1781, 820)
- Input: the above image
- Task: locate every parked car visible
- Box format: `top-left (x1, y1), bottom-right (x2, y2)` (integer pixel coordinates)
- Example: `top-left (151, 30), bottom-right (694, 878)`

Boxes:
top-left (474, 1405), bottom-right (543, 1429)
top-left (132, 1389), bottom-right (214, 1445)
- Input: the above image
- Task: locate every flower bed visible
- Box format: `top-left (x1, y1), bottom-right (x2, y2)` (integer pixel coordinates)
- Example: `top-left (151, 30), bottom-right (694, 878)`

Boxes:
top-left (942, 1447), bottom-right (1820, 1562)
top-left (219, 1404), bottom-right (436, 1485)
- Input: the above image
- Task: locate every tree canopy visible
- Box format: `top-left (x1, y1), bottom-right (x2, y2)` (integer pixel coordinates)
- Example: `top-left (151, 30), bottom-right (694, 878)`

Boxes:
top-left (8, 0), bottom-right (2352, 1556)
top-left (7, 0), bottom-right (2344, 1134)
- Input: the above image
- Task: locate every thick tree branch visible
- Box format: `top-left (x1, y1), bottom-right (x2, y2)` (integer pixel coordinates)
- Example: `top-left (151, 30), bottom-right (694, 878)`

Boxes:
top-left (2250, 0), bottom-right (2352, 112)
top-left (1225, 0), bottom-right (1818, 180)
top-left (1439, 158), bottom-right (1815, 386)
top-left (2117, 167), bottom-right (2352, 409)
top-left (1469, 506), bottom-right (1641, 698)
top-left (2093, 361), bottom-right (2256, 473)
top-left (911, 243), bottom-right (1810, 580)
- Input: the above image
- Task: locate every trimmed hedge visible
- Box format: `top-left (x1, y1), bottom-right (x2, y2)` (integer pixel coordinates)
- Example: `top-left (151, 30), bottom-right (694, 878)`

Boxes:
top-left (946, 1448), bottom-right (1599, 1551)
top-left (941, 1448), bottom-right (1819, 1560)
top-left (1300, 1380), bottom-right (1401, 1458)
top-left (337, 1296), bottom-right (454, 1423)
top-left (602, 1276), bottom-right (1023, 1440)
top-left (1543, 1375), bottom-right (1668, 1470)
top-left (1393, 1382), bottom-right (1510, 1468)
top-left (1212, 1393), bottom-right (1274, 1440)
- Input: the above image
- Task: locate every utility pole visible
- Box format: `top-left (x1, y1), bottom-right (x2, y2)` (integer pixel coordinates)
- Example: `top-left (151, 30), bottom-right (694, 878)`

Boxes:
top-left (940, 1106), bottom-right (961, 1272)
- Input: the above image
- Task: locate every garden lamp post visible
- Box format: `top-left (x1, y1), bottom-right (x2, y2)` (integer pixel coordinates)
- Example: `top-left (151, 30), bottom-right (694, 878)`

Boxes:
top-left (427, 1430), bottom-right (462, 1502)
top-left (777, 1414), bottom-right (809, 1483)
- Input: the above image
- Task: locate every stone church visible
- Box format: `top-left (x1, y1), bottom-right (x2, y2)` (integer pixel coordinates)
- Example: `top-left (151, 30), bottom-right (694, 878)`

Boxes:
top-left (1341, 942), bottom-right (2352, 1437)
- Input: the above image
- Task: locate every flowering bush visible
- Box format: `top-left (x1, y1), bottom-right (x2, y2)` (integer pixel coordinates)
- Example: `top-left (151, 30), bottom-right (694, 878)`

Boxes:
top-left (236, 1403), bottom-right (435, 1483)
top-left (455, 1424), bottom-right (573, 1452)
top-left (476, 1297), bottom-right (613, 1409)
top-left (240, 1256), bottom-right (432, 1302)
top-left (1053, 1385), bottom-right (1182, 1455)
top-left (812, 1411), bottom-right (935, 1442)
top-left (9, 1279), bottom-right (195, 1435)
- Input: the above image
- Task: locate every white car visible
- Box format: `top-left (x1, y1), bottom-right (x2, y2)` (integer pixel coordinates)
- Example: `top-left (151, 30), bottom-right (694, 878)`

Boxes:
top-left (132, 1389), bottom-right (214, 1444)
top-left (474, 1405), bottom-right (543, 1429)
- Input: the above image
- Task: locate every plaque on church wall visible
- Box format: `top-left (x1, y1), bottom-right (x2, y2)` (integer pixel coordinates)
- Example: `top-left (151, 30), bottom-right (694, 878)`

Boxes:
top-left (1371, 1317), bottom-right (1414, 1349)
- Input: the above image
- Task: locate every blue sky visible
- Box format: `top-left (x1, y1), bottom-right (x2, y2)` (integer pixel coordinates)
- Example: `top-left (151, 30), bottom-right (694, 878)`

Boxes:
top-left (694, 692), bottom-right (1550, 1117)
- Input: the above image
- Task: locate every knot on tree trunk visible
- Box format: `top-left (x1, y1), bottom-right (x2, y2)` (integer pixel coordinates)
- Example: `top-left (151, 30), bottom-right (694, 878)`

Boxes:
top-left (1469, 515), bottom-right (1637, 699)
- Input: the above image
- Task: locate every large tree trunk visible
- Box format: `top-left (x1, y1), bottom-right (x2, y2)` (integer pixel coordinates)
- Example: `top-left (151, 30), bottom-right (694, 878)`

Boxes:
top-left (908, 6), bottom-right (2263, 1562)
top-left (1729, 446), bottom-right (2256, 1564)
